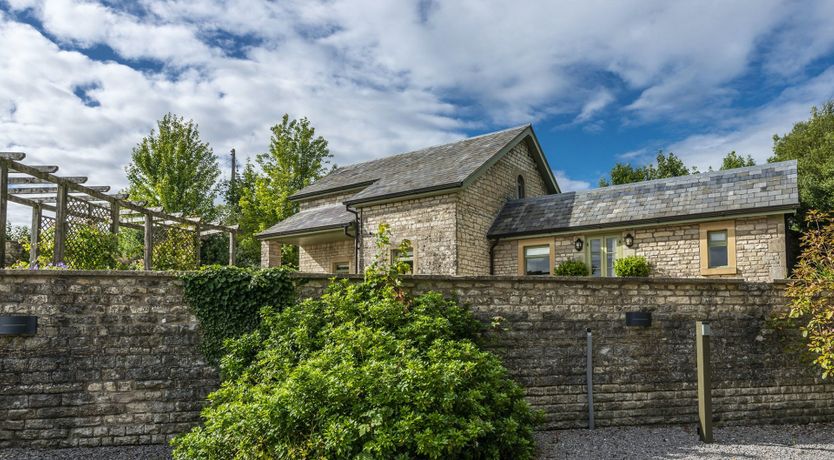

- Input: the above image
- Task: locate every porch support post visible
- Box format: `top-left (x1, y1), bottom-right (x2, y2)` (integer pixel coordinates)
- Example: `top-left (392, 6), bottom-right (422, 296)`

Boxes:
top-left (29, 204), bottom-right (41, 265)
top-left (228, 231), bottom-right (236, 266)
top-left (53, 184), bottom-right (68, 264)
top-left (0, 163), bottom-right (8, 268)
top-left (143, 213), bottom-right (152, 270)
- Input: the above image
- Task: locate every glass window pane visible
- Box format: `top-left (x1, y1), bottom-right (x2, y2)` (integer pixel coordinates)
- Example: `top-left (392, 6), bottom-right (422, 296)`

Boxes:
top-left (525, 256), bottom-right (549, 275)
top-left (708, 230), bottom-right (727, 244)
top-left (334, 262), bottom-right (350, 274)
top-left (708, 246), bottom-right (728, 268)
top-left (606, 237), bottom-right (617, 277)
top-left (589, 239), bottom-right (601, 277)
top-left (524, 245), bottom-right (550, 257)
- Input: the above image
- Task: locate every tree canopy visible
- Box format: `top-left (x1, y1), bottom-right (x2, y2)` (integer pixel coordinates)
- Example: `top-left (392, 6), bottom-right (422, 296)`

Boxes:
top-left (237, 114), bottom-right (333, 266)
top-left (720, 151), bottom-right (756, 170)
top-left (599, 151), bottom-right (694, 187)
top-left (126, 113), bottom-right (220, 218)
top-left (769, 100), bottom-right (834, 214)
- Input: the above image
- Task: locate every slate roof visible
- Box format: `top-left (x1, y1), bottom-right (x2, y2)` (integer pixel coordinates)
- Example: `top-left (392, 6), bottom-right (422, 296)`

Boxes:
top-left (256, 203), bottom-right (354, 238)
top-left (290, 124), bottom-right (558, 204)
top-left (488, 161), bottom-right (799, 238)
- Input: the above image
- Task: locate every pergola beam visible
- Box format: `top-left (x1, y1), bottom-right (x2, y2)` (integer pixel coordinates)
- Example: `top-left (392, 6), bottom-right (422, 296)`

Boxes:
top-left (0, 152), bottom-right (26, 161)
top-left (10, 185), bottom-right (111, 195)
top-left (8, 176), bottom-right (87, 185)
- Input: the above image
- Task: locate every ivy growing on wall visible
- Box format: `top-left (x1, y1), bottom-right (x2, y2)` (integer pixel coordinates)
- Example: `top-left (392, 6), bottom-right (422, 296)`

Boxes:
top-left (181, 266), bottom-right (296, 364)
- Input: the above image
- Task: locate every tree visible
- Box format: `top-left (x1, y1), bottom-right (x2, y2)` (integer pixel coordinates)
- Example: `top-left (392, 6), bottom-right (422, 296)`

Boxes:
top-left (770, 100), bottom-right (834, 214)
top-left (785, 211), bottom-right (834, 378)
top-left (238, 114), bottom-right (332, 267)
top-left (599, 151), bottom-right (694, 187)
top-left (126, 113), bottom-right (221, 218)
top-left (720, 151), bottom-right (755, 170)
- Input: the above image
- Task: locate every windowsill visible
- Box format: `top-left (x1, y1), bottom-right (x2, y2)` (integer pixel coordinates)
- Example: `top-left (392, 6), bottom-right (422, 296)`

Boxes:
top-left (700, 266), bottom-right (737, 276)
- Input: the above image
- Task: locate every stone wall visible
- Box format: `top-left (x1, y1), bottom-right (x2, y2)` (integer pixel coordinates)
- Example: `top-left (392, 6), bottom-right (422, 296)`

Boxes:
top-left (299, 239), bottom-right (355, 273)
top-left (358, 194), bottom-right (458, 275)
top-left (0, 271), bottom-right (217, 448)
top-left (456, 141), bottom-right (549, 276)
top-left (298, 274), bottom-right (834, 429)
top-left (297, 190), bottom-right (364, 211)
top-left (495, 215), bottom-right (788, 281)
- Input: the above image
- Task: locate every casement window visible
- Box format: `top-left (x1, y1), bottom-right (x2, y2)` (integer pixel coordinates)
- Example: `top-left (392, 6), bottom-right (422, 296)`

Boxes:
top-left (586, 235), bottom-right (619, 277)
top-left (699, 221), bottom-right (736, 275)
top-left (517, 238), bottom-right (554, 275)
top-left (516, 175), bottom-right (526, 199)
top-left (332, 261), bottom-right (350, 274)
top-left (391, 241), bottom-right (415, 273)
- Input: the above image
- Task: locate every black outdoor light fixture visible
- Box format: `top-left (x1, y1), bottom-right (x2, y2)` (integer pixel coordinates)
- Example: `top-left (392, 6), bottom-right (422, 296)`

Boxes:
top-left (624, 233), bottom-right (635, 248)
top-left (0, 316), bottom-right (38, 336)
top-left (574, 238), bottom-right (584, 251)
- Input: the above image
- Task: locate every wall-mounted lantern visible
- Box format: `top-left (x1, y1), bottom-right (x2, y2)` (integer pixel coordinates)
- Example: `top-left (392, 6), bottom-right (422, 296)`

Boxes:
top-left (625, 311), bottom-right (651, 327)
top-left (624, 233), bottom-right (635, 248)
top-left (574, 238), bottom-right (584, 251)
top-left (0, 316), bottom-right (38, 336)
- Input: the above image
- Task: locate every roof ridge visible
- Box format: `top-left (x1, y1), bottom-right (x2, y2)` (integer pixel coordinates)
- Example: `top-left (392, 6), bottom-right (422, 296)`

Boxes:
top-left (330, 124), bottom-right (530, 172)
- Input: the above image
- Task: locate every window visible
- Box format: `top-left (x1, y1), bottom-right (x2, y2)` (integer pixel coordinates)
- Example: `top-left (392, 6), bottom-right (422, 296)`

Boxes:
top-left (587, 235), bottom-right (619, 277)
top-left (333, 261), bottom-right (350, 274)
top-left (524, 245), bottom-right (550, 275)
top-left (707, 231), bottom-right (728, 268)
top-left (391, 241), bottom-right (414, 273)
top-left (699, 221), bottom-right (736, 275)
top-left (516, 175), bottom-right (526, 199)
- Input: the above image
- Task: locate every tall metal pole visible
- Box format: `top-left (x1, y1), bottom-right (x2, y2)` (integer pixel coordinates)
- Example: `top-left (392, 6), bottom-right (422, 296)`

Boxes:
top-left (696, 321), bottom-right (713, 443)
top-left (230, 148), bottom-right (237, 186)
top-left (587, 328), bottom-right (595, 430)
top-left (0, 163), bottom-right (8, 268)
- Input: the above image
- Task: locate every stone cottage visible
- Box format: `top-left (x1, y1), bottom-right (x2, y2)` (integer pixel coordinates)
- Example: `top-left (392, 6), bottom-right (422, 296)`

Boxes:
top-left (257, 125), bottom-right (799, 281)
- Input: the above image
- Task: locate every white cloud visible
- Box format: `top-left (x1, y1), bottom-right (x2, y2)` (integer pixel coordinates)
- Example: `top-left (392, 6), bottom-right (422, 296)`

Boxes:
top-left (2, 0), bottom-right (834, 226)
top-left (553, 170), bottom-right (591, 192)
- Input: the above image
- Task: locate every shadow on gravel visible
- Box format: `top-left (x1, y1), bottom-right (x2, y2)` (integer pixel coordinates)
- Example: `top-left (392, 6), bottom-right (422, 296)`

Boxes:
top-left (0, 445), bottom-right (172, 460)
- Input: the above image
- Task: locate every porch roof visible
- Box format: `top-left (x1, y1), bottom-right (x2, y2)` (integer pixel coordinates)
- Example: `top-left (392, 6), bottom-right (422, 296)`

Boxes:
top-left (256, 203), bottom-right (354, 239)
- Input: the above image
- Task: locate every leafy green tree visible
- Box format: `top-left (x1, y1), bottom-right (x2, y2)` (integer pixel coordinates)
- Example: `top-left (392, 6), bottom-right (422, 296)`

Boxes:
top-left (599, 151), bottom-right (694, 186)
top-left (770, 100), bottom-right (834, 214)
top-left (126, 113), bottom-right (221, 218)
top-left (720, 151), bottom-right (755, 170)
top-left (238, 115), bottom-right (332, 267)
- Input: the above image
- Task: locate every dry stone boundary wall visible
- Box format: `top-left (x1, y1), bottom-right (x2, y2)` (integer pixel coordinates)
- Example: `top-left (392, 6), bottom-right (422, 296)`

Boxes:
top-left (1, 270), bottom-right (832, 448)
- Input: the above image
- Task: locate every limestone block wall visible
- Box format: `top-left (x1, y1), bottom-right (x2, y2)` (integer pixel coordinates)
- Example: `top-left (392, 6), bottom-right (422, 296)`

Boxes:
top-left (298, 190), bottom-right (363, 211)
top-left (358, 194), bottom-right (458, 274)
top-left (456, 141), bottom-right (550, 276)
top-left (494, 215), bottom-right (788, 281)
top-left (299, 239), bottom-right (355, 273)
top-left (0, 271), bottom-right (217, 448)
top-left (298, 274), bottom-right (834, 429)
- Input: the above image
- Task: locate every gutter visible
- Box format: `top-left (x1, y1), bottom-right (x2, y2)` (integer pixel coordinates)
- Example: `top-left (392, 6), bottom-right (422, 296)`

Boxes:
top-left (346, 204), bottom-right (361, 274)
top-left (343, 182), bottom-right (463, 207)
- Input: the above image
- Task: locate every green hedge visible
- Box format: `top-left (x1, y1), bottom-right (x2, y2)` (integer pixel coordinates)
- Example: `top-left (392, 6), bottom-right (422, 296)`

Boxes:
top-left (554, 259), bottom-right (590, 276)
top-left (613, 256), bottom-right (651, 277)
top-left (181, 266), bottom-right (296, 364)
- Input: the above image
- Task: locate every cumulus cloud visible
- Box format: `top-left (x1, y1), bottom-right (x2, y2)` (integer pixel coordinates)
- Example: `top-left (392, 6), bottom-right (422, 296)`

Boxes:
top-left (1, 0), bottom-right (834, 224)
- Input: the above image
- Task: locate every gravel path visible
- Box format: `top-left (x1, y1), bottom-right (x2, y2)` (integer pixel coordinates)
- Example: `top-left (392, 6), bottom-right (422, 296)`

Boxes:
top-left (2, 424), bottom-right (832, 459)
top-left (536, 423), bottom-right (834, 459)
top-left (0, 445), bottom-right (171, 460)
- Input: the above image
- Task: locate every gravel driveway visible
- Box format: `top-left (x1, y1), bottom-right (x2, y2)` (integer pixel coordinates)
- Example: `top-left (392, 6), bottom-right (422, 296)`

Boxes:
top-left (2, 423), bottom-right (832, 459)
top-left (536, 422), bottom-right (834, 459)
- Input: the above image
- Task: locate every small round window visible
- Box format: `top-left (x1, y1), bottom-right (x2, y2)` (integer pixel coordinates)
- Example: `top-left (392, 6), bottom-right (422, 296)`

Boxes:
top-left (516, 175), bottom-right (526, 199)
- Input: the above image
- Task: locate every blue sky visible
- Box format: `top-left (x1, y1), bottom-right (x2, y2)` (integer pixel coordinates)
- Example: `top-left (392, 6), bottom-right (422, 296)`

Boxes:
top-left (2, 0), bottom-right (834, 224)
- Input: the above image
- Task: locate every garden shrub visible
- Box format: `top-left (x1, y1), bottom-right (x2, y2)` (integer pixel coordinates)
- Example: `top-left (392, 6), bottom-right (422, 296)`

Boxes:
top-left (785, 210), bottom-right (834, 378)
top-left (172, 226), bottom-right (539, 459)
top-left (554, 259), bottom-right (589, 276)
top-left (181, 266), bottom-right (296, 364)
top-left (613, 256), bottom-right (651, 277)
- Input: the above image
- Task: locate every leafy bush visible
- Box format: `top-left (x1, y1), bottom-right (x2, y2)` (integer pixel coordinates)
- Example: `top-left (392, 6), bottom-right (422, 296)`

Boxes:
top-left (172, 227), bottom-right (539, 459)
top-left (554, 259), bottom-right (589, 276)
top-left (65, 225), bottom-right (119, 269)
top-left (785, 210), bottom-right (834, 378)
top-left (181, 266), bottom-right (296, 364)
top-left (613, 256), bottom-right (651, 277)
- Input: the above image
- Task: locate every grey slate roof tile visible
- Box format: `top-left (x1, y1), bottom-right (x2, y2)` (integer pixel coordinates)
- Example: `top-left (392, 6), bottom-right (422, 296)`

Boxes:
top-left (488, 161), bottom-right (799, 238)
top-left (290, 125), bottom-right (535, 204)
top-left (256, 203), bottom-right (354, 238)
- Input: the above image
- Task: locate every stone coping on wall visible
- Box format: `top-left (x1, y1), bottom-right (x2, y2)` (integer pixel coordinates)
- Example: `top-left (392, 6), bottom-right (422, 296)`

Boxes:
top-left (0, 268), bottom-right (791, 286)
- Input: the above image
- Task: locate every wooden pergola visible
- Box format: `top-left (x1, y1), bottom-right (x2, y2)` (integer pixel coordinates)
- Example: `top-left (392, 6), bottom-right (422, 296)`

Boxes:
top-left (0, 152), bottom-right (238, 269)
